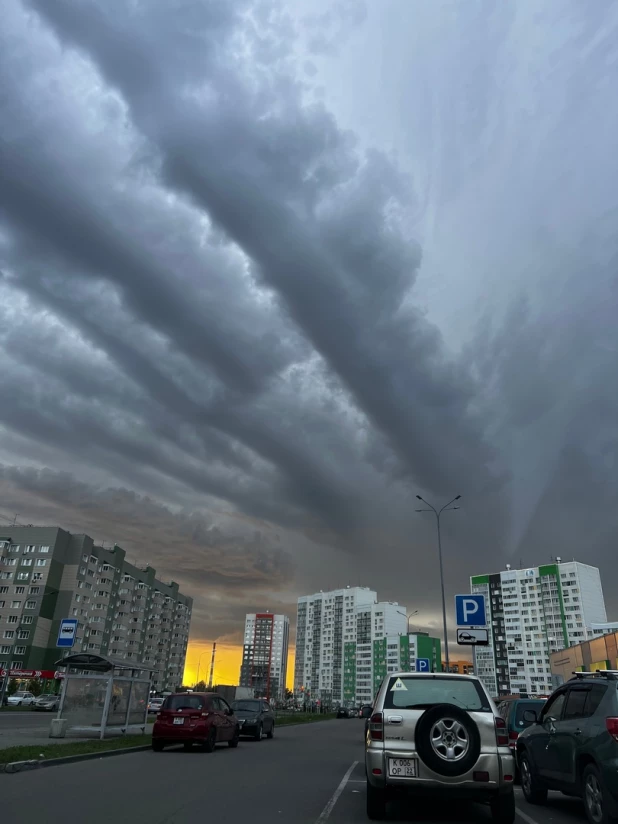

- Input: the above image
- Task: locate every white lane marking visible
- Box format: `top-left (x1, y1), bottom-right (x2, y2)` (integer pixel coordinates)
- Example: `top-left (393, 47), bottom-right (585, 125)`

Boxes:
top-left (315, 760), bottom-right (359, 823)
top-left (516, 808), bottom-right (543, 824)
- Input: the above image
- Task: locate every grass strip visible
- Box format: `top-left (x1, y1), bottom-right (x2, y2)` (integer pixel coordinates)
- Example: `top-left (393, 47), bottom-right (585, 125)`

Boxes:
top-left (0, 733), bottom-right (151, 764)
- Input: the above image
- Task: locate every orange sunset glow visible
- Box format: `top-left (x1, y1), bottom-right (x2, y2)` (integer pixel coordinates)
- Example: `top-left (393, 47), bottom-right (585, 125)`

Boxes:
top-left (184, 642), bottom-right (296, 691)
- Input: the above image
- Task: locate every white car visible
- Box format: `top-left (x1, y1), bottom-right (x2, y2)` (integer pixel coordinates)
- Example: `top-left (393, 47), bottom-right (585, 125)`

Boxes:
top-left (7, 691), bottom-right (36, 706)
top-left (148, 697), bottom-right (165, 714)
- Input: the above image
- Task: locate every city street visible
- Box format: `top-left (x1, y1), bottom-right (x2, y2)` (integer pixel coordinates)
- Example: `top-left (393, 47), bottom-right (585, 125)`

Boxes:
top-left (1, 718), bottom-right (589, 824)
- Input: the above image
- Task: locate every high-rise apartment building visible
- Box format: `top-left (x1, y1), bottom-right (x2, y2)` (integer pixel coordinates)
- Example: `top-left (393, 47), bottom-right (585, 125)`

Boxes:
top-left (471, 560), bottom-right (607, 698)
top-left (0, 527), bottom-right (192, 692)
top-left (239, 613), bottom-right (289, 700)
top-left (294, 587), bottom-right (424, 705)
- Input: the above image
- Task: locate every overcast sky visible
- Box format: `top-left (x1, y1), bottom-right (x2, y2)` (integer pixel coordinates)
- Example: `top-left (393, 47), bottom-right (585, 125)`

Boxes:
top-left (1, 1), bottom-right (617, 659)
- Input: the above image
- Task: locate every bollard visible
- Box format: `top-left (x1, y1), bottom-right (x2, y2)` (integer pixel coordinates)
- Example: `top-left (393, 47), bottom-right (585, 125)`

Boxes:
top-left (49, 718), bottom-right (68, 738)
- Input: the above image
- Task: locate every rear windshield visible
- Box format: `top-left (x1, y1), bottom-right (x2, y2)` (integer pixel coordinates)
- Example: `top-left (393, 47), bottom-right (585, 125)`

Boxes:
top-left (232, 700), bottom-right (261, 712)
top-left (163, 695), bottom-right (207, 711)
top-left (513, 700), bottom-right (545, 729)
top-left (383, 676), bottom-right (492, 711)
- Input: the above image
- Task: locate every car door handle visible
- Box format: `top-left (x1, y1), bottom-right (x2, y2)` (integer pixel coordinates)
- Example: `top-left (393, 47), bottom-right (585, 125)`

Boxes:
top-left (387, 715), bottom-right (403, 724)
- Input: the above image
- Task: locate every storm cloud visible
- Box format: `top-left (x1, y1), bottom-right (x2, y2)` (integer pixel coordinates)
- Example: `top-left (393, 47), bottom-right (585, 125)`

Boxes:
top-left (1, 0), bottom-right (617, 655)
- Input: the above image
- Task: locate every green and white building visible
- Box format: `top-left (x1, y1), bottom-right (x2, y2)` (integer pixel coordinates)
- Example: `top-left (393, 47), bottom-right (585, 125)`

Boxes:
top-left (0, 526), bottom-right (192, 692)
top-left (471, 560), bottom-right (607, 698)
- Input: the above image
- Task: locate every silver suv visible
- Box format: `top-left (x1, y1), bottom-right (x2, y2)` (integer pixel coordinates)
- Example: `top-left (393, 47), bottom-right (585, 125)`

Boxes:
top-left (365, 672), bottom-right (515, 822)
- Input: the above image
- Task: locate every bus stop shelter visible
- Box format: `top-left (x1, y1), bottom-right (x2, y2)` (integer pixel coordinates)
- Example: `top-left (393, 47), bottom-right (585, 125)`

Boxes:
top-left (54, 653), bottom-right (155, 739)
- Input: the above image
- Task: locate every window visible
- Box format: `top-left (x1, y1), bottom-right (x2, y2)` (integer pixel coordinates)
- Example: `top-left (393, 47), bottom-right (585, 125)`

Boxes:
top-left (17, 630), bottom-right (29, 640)
top-left (0, 587), bottom-right (7, 594)
top-left (14, 646), bottom-right (26, 655)
top-left (384, 676), bottom-right (492, 711)
top-left (15, 586), bottom-right (25, 595)
top-left (3, 558), bottom-right (17, 566)
top-left (29, 587), bottom-right (40, 595)
top-left (39, 546), bottom-right (50, 553)
top-left (540, 691), bottom-right (567, 722)
top-left (25, 545), bottom-right (36, 554)
top-left (33, 573), bottom-right (43, 581)
top-left (0, 573), bottom-right (13, 580)
top-left (0, 645), bottom-right (11, 655)
top-left (10, 601), bottom-right (21, 608)
top-left (21, 616), bottom-right (33, 625)
top-left (563, 688), bottom-right (589, 721)
top-left (0, 601), bottom-right (4, 608)
top-left (3, 631), bottom-right (14, 639)
top-left (21, 559), bottom-right (33, 567)
top-left (8, 545), bottom-right (19, 553)
top-left (16, 573), bottom-right (29, 580)
top-left (35, 559), bottom-right (47, 567)
top-left (25, 600), bottom-right (36, 609)
top-left (7, 615), bottom-right (18, 624)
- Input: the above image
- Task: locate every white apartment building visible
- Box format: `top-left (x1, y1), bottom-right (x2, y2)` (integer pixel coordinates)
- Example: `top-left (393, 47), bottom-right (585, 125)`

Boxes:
top-left (239, 613), bottom-right (289, 700)
top-left (294, 587), bottom-right (410, 706)
top-left (471, 560), bottom-right (607, 698)
top-left (0, 527), bottom-right (192, 692)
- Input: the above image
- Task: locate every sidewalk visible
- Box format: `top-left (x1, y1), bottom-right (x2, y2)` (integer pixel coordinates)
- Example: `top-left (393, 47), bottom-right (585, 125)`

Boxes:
top-left (0, 723), bottom-right (152, 750)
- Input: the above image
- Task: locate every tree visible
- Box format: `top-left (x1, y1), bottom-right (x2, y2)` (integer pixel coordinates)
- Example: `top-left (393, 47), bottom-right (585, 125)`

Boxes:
top-left (7, 679), bottom-right (18, 696)
top-left (27, 679), bottom-right (43, 697)
top-left (194, 680), bottom-right (207, 691)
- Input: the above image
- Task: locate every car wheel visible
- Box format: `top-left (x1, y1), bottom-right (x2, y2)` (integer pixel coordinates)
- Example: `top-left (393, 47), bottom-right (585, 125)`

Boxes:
top-left (254, 722), bottom-right (263, 741)
top-left (228, 727), bottom-right (240, 748)
top-left (152, 739), bottom-right (164, 752)
top-left (266, 722), bottom-right (274, 739)
top-left (490, 790), bottom-right (515, 824)
top-left (414, 703), bottom-right (481, 777)
top-left (583, 764), bottom-right (616, 824)
top-left (366, 781), bottom-right (386, 821)
top-left (519, 753), bottom-right (547, 805)
top-left (202, 729), bottom-right (217, 753)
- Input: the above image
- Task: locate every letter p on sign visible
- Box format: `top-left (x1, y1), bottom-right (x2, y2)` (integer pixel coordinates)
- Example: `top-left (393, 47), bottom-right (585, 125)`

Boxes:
top-left (455, 594), bottom-right (486, 627)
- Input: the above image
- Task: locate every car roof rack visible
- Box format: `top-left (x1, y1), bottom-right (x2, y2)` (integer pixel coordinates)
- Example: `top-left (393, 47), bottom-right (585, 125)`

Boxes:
top-left (571, 670), bottom-right (618, 681)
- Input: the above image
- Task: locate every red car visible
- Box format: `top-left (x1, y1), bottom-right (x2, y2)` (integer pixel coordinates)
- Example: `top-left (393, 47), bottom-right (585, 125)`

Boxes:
top-left (152, 692), bottom-right (240, 752)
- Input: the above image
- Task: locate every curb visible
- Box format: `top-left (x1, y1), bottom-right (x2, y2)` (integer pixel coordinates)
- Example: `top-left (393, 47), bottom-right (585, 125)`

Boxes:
top-left (0, 744), bottom-right (152, 773)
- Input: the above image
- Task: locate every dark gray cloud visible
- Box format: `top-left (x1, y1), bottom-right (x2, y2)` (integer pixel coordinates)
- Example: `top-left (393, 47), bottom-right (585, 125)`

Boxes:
top-left (1, 0), bottom-right (616, 653)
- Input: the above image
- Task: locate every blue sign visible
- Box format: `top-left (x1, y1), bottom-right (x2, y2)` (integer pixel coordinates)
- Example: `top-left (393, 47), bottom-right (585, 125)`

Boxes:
top-left (455, 594), bottom-right (487, 627)
top-left (415, 658), bottom-right (430, 673)
top-left (56, 618), bottom-right (78, 648)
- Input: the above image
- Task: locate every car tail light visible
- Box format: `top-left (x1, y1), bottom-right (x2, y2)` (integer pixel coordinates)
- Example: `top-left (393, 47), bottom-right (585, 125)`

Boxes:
top-left (508, 730), bottom-right (518, 749)
top-left (606, 718), bottom-right (618, 742)
top-left (369, 712), bottom-right (384, 741)
top-left (495, 716), bottom-right (508, 747)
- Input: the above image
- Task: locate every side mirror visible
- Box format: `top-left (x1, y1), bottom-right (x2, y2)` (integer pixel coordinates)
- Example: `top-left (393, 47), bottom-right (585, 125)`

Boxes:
top-left (522, 709), bottom-right (538, 723)
top-left (226, 708), bottom-right (234, 716)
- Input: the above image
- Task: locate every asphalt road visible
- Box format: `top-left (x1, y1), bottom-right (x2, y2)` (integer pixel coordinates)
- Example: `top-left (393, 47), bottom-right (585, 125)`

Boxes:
top-left (1, 718), bottom-right (590, 824)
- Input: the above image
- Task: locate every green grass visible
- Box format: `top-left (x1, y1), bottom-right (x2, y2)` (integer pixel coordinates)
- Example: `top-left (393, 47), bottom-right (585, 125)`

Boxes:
top-left (275, 712), bottom-right (335, 726)
top-left (0, 733), bottom-right (152, 764)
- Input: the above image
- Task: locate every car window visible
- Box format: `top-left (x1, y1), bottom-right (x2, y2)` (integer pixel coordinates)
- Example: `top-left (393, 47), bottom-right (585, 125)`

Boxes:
top-left (540, 690), bottom-right (567, 722)
top-left (563, 688), bottom-right (589, 721)
top-left (219, 698), bottom-right (231, 713)
top-left (262, 702), bottom-right (271, 712)
top-left (382, 676), bottom-right (492, 711)
top-left (514, 700), bottom-right (545, 729)
top-left (232, 700), bottom-right (261, 712)
top-left (584, 684), bottom-right (607, 717)
top-left (163, 694), bottom-right (206, 711)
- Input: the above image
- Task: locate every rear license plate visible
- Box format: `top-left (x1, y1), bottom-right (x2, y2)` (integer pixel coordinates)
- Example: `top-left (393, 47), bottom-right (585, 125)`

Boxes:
top-left (388, 757), bottom-right (418, 778)
top-left (173, 717), bottom-right (185, 725)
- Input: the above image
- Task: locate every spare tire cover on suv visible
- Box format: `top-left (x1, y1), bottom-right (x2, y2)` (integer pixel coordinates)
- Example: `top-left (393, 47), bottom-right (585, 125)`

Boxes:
top-left (414, 703), bottom-right (481, 777)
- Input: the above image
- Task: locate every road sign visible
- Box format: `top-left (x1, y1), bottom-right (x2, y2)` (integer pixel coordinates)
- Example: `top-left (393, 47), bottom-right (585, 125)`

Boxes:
top-left (415, 658), bottom-right (430, 673)
top-left (56, 618), bottom-right (78, 648)
top-left (455, 594), bottom-right (486, 627)
top-left (457, 628), bottom-right (489, 646)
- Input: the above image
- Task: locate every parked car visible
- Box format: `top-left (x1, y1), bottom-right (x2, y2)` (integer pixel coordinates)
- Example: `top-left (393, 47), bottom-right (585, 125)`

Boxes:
top-left (7, 691), bottom-right (35, 706)
top-left (231, 698), bottom-right (275, 740)
top-left (31, 693), bottom-right (60, 712)
top-left (495, 696), bottom-right (546, 775)
top-left (365, 672), bottom-right (515, 822)
top-left (152, 692), bottom-right (240, 752)
top-left (337, 706), bottom-right (351, 718)
top-left (148, 697), bottom-right (165, 714)
top-left (517, 670), bottom-right (618, 824)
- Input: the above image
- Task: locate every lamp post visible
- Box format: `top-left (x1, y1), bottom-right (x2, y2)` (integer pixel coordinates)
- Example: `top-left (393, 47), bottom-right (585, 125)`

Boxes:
top-left (195, 650), bottom-right (209, 686)
top-left (407, 611), bottom-right (419, 635)
top-left (415, 495), bottom-right (461, 671)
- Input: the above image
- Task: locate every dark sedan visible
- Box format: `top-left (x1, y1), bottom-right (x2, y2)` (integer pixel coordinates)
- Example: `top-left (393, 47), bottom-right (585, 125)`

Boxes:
top-left (231, 699), bottom-right (275, 740)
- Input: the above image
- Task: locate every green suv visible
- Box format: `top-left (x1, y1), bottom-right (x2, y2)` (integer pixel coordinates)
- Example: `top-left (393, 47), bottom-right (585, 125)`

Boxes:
top-left (516, 671), bottom-right (618, 824)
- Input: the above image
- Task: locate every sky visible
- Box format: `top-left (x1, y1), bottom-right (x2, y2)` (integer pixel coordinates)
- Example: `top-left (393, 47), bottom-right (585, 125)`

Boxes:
top-left (1, 1), bottom-right (617, 688)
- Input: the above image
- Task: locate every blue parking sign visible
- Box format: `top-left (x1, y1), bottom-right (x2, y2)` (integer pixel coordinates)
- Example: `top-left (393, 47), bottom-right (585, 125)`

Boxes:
top-left (415, 658), bottom-right (430, 673)
top-left (455, 594), bottom-right (486, 627)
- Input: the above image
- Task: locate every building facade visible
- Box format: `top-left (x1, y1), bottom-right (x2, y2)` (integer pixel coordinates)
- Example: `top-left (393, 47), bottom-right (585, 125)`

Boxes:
top-left (239, 613), bottom-right (289, 700)
top-left (471, 561), bottom-right (607, 698)
top-left (0, 527), bottom-right (192, 692)
top-left (550, 630), bottom-right (618, 685)
top-left (294, 587), bottom-right (434, 706)
top-left (443, 659), bottom-right (474, 675)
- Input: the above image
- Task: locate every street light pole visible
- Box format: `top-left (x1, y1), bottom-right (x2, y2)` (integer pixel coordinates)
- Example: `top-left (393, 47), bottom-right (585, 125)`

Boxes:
top-left (407, 611), bottom-right (419, 635)
top-left (196, 650), bottom-right (209, 686)
top-left (415, 495), bottom-right (461, 672)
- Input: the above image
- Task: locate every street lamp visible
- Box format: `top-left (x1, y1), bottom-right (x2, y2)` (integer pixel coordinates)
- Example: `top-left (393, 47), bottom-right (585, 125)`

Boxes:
top-left (415, 495), bottom-right (461, 671)
top-left (195, 650), bottom-right (209, 686)
top-left (407, 611), bottom-right (419, 635)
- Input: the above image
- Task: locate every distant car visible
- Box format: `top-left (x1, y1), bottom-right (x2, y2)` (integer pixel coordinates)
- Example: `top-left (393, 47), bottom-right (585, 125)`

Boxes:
top-left (337, 706), bottom-right (350, 718)
top-left (148, 697), bottom-right (165, 714)
top-left (31, 693), bottom-right (60, 712)
top-left (517, 671), bottom-right (618, 824)
top-left (152, 692), bottom-right (240, 752)
top-left (495, 696), bottom-right (546, 777)
top-left (7, 691), bottom-right (35, 706)
top-left (231, 699), bottom-right (275, 740)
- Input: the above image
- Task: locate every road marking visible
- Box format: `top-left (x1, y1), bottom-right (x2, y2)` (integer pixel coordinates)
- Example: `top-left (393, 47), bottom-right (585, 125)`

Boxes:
top-left (315, 760), bottom-right (359, 823)
top-left (516, 808), bottom-right (543, 824)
